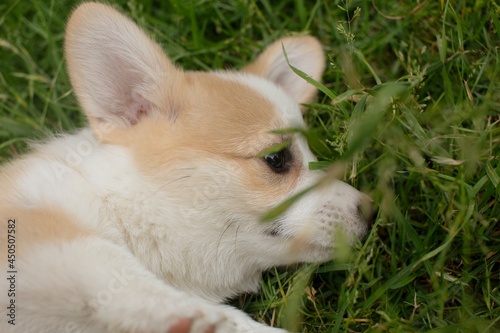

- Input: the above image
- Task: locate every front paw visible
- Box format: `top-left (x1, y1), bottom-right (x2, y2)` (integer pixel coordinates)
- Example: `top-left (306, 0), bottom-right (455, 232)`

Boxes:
top-left (165, 307), bottom-right (288, 333)
top-left (166, 307), bottom-right (236, 333)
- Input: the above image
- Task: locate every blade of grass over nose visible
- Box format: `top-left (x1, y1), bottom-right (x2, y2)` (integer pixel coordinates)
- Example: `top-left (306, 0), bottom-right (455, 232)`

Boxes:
top-left (260, 163), bottom-right (346, 222)
top-left (260, 186), bottom-right (314, 222)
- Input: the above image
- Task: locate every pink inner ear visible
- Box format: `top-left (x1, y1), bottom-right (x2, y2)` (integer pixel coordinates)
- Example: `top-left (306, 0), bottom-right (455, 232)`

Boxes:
top-left (127, 91), bottom-right (151, 125)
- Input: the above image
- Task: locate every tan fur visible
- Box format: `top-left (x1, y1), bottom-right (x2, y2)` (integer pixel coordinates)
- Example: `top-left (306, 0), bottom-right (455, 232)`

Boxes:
top-left (0, 207), bottom-right (90, 259)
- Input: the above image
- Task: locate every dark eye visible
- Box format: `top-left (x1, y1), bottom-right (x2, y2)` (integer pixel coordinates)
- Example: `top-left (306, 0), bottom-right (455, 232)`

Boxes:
top-left (263, 149), bottom-right (290, 173)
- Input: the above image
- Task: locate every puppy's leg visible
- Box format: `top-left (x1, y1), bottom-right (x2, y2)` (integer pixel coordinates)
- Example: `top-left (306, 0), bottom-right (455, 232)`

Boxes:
top-left (0, 236), bottom-right (285, 333)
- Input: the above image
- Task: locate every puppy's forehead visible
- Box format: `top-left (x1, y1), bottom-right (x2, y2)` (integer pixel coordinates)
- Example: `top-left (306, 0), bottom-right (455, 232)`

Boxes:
top-left (188, 71), bottom-right (303, 128)
top-left (214, 72), bottom-right (304, 127)
top-left (181, 72), bottom-right (304, 155)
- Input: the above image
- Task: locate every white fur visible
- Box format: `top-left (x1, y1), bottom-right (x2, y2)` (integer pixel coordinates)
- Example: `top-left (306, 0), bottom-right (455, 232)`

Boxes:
top-left (0, 3), bottom-right (369, 332)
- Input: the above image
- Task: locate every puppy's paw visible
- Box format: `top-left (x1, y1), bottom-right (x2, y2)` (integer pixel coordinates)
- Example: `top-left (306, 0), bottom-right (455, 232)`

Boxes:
top-left (163, 303), bottom-right (237, 333)
top-left (167, 318), bottom-right (194, 333)
top-left (165, 305), bottom-right (287, 333)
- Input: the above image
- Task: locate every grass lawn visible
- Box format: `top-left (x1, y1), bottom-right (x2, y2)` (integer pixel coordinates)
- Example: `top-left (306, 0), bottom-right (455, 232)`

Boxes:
top-left (1, 0), bottom-right (499, 332)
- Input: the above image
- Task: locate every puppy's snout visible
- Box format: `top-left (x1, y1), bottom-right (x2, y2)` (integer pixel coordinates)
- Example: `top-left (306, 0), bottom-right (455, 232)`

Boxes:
top-left (357, 193), bottom-right (376, 229)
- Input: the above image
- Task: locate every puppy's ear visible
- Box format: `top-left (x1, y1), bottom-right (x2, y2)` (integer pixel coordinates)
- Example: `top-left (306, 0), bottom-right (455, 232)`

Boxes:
top-left (65, 3), bottom-right (185, 128)
top-left (242, 36), bottom-right (325, 105)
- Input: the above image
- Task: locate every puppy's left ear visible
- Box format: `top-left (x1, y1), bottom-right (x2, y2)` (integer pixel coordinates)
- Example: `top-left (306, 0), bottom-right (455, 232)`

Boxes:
top-left (242, 36), bottom-right (325, 105)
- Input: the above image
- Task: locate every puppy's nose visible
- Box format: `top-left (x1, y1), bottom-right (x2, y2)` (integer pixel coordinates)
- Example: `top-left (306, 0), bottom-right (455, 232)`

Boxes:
top-left (357, 193), bottom-right (376, 227)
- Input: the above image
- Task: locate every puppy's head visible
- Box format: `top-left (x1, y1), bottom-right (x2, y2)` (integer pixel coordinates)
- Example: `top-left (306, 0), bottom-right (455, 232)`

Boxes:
top-left (65, 3), bottom-right (371, 268)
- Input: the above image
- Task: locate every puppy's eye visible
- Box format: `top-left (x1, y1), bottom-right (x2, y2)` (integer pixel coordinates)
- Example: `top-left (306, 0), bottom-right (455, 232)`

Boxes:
top-left (263, 149), bottom-right (290, 173)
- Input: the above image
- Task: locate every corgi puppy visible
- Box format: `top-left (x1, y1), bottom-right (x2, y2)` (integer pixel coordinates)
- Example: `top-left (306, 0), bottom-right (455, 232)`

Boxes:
top-left (0, 2), bottom-right (370, 332)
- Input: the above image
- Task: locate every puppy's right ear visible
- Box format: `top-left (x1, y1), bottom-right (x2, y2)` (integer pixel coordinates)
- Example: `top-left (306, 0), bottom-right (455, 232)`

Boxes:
top-left (65, 3), bottom-right (185, 129)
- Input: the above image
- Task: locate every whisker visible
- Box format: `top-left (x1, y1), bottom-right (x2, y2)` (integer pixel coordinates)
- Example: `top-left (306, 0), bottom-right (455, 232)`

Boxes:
top-left (216, 218), bottom-right (237, 264)
top-left (234, 224), bottom-right (241, 254)
top-left (148, 167), bottom-right (196, 198)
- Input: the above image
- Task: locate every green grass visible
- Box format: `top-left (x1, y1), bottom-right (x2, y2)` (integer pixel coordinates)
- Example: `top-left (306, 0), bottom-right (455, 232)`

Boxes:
top-left (1, 0), bottom-right (499, 332)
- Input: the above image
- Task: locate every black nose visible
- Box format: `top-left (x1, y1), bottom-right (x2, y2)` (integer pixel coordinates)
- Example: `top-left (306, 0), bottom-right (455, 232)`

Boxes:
top-left (358, 194), bottom-right (376, 227)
